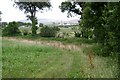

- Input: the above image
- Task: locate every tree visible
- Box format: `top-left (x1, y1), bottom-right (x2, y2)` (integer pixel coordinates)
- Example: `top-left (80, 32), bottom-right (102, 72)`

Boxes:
top-left (103, 3), bottom-right (120, 53)
top-left (0, 11), bottom-right (2, 21)
top-left (81, 3), bottom-right (107, 42)
top-left (0, 22), bottom-right (8, 29)
top-left (14, 1), bottom-right (51, 35)
top-left (60, 2), bottom-right (120, 56)
top-left (59, 1), bottom-right (82, 17)
top-left (71, 26), bottom-right (81, 37)
top-left (2, 21), bottom-right (20, 36)
top-left (17, 22), bottom-right (25, 27)
top-left (80, 2), bottom-right (120, 56)
top-left (40, 26), bottom-right (60, 37)
top-left (39, 23), bottom-right (43, 27)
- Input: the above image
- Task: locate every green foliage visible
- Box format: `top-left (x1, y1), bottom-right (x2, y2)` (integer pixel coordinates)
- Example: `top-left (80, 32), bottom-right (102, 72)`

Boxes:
top-left (0, 22), bottom-right (8, 29)
top-left (2, 21), bottom-right (20, 36)
top-left (0, 11), bottom-right (2, 21)
top-left (104, 3), bottom-right (120, 53)
top-left (39, 23), bottom-right (44, 27)
top-left (40, 26), bottom-right (60, 37)
top-left (14, 1), bottom-right (51, 35)
top-left (60, 2), bottom-right (120, 57)
top-left (80, 2), bottom-right (120, 56)
top-left (40, 37), bottom-right (94, 45)
top-left (17, 22), bottom-right (31, 27)
top-left (74, 32), bottom-right (81, 37)
top-left (59, 2), bottom-right (82, 17)
top-left (82, 2), bottom-right (120, 56)
top-left (71, 26), bottom-right (81, 37)
top-left (53, 26), bottom-right (60, 31)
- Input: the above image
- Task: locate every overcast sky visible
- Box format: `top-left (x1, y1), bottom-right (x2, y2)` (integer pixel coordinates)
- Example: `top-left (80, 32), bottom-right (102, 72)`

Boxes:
top-left (0, 0), bottom-right (80, 22)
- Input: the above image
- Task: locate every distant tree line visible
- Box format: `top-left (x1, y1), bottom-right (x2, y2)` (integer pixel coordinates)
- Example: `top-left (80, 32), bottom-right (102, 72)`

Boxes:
top-left (2, 21), bottom-right (60, 37)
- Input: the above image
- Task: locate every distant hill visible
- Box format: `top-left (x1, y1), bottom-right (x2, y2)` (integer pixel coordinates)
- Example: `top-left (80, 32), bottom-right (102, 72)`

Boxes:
top-left (19, 18), bottom-right (79, 26)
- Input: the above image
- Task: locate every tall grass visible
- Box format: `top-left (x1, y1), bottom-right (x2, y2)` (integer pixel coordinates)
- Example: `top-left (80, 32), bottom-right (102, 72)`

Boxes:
top-left (2, 38), bottom-right (118, 78)
top-left (2, 39), bottom-right (83, 78)
top-left (82, 43), bottom-right (118, 78)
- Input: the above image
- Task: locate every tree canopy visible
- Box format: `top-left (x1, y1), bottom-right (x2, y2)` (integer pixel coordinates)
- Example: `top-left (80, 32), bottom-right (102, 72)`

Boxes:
top-left (59, 2), bottom-right (82, 17)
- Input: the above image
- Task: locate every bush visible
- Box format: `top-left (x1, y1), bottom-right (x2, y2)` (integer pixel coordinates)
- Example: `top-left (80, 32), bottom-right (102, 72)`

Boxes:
top-left (40, 26), bottom-right (60, 37)
top-left (92, 43), bottom-right (114, 57)
top-left (74, 32), bottom-right (81, 37)
top-left (2, 21), bottom-right (20, 36)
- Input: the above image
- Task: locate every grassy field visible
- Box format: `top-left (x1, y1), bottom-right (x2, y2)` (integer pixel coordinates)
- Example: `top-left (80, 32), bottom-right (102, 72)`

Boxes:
top-left (59, 27), bottom-right (73, 33)
top-left (19, 26), bottom-right (74, 35)
top-left (2, 38), bottom-right (83, 78)
top-left (2, 37), bottom-right (118, 78)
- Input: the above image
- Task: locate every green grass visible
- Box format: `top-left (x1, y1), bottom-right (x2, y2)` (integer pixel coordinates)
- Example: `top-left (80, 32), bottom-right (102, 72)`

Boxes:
top-left (2, 38), bottom-right (83, 78)
top-left (19, 26), bottom-right (74, 35)
top-left (82, 43), bottom-right (118, 78)
top-left (60, 27), bottom-right (73, 33)
top-left (2, 37), bottom-right (118, 78)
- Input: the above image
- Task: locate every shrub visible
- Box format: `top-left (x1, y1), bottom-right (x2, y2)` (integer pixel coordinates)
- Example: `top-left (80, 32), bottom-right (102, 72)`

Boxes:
top-left (53, 26), bottom-right (60, 31)
top-left (2, 21), bottom-right (20, 36)
top-left (40, 26), bottom-right (60, 37)
top-left (74, 32), bottom-right (81, 37)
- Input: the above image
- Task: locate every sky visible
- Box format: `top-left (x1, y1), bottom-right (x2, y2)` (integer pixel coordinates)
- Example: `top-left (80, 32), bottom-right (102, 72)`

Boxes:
top-left (0, 0), bottom-right (81, 22)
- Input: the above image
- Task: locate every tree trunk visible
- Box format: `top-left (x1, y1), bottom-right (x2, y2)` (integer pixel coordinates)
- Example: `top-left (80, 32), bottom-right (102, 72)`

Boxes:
top-left (31, 16), bottom-right (37, 35)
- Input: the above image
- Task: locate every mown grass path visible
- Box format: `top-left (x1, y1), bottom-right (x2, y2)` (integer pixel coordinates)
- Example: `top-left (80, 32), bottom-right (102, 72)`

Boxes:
top-left (2, 37), bottom-right (118, 78)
